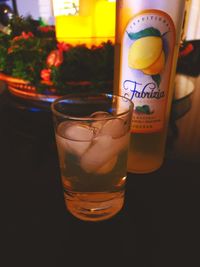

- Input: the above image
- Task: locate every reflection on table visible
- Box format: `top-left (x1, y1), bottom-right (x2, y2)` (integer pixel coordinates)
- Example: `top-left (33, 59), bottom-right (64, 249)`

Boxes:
top-left (0, 72), bottom-right (200, 266)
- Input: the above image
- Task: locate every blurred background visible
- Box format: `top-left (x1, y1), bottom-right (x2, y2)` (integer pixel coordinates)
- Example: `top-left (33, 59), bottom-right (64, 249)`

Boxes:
top-left (0, 0), bottom-right (199, 40)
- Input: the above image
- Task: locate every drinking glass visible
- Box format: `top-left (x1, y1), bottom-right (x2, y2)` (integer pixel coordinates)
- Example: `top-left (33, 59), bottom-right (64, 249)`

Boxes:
top-left (51, 93), bottom-right (133, 221)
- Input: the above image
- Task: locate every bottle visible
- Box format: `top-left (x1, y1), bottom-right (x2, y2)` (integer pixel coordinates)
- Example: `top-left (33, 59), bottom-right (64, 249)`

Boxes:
top-left (114, 0), bottom-right (186, 173)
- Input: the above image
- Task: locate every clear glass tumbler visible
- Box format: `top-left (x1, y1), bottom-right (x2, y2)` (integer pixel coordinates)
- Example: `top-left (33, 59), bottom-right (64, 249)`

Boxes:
top-left (51, 93), bottom-right (133, 221)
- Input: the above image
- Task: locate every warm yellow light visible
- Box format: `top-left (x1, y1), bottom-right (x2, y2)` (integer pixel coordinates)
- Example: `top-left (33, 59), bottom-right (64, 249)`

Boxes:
top-left (94, 0), bottom-right (116, 38)
top-left (52, 0), bottom-right (116, 46)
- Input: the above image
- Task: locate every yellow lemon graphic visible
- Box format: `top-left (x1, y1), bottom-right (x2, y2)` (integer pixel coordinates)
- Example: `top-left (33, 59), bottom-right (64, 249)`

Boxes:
top-left (128, 36), bottom-right (163, 72)
top-left (142, 50), bottom-right (165, 75)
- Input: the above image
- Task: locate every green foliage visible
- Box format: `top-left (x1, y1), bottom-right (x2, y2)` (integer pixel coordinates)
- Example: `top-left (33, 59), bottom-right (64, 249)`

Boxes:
top-left (2, 35), bottom-right (55, 86)
top-left (8, 15), bottom-right (55, 38)
top-left (127, 27), bottom-right (161, 40)
top-left (135, 105), bottom-right (153, 114)
top-left (0, 32), bottom-right (10, 70)
top-left (0, 16), bottom-right (114, 94)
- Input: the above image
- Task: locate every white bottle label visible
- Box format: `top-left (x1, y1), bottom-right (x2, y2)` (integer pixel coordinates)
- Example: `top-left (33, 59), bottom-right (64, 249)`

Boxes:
top-left (120, 10), bottom-right (176, 133)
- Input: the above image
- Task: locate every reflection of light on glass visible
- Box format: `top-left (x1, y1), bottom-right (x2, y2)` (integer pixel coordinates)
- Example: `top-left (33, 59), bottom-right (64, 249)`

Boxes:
top-left (52, 0), bottom-right (79, 16)
top-left (29, 107), bottom-right (42, 112)
top-left (8, 86), bottom-right (58, 103)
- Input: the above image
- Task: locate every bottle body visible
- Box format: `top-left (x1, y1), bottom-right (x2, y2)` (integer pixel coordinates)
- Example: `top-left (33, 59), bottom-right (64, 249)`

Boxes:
top-left (114, 0), bottom-right (186, 173)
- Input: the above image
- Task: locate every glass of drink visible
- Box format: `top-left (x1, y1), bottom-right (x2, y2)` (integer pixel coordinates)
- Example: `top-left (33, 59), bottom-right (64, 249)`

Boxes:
top-left (51, 93), bottom-right (133, 221)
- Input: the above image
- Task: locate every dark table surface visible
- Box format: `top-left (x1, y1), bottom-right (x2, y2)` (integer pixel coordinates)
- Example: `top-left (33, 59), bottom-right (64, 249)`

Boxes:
top-left (0, 74), bottom-right (200, 267)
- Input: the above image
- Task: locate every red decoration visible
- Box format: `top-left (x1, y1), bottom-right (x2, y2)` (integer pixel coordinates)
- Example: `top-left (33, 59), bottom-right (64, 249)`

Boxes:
top-left (57, 42), bottom-right (71, 52)
top-left (179, 43), bottom-right (194, 58)
top-left (46, 50), bottom-right (63, 67)
top-left (13, 31), bottom-right (34, 41)
top-left (8, 45), bottom-right (18, 54)
top-left (38, 26), bottom-right (55, 33)
top-left (41, 69), bottom-right (52, 81)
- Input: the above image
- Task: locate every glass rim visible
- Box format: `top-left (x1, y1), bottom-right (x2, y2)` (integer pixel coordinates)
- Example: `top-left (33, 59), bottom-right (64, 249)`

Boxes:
top-left (51, 93), bottom-right (133, 121)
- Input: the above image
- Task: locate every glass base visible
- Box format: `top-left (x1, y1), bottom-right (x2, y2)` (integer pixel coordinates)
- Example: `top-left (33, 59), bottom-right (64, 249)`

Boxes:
top-left (64, 190), bottom-right (124, 221)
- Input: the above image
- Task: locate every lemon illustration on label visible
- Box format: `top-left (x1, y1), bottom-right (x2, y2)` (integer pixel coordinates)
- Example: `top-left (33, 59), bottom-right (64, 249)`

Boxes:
top-left (127, 27), bottom-right (166, 86)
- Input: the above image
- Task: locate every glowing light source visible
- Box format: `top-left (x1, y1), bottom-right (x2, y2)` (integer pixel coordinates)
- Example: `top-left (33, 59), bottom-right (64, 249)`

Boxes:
top-left (52, 0), bottom-right (116, 46)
